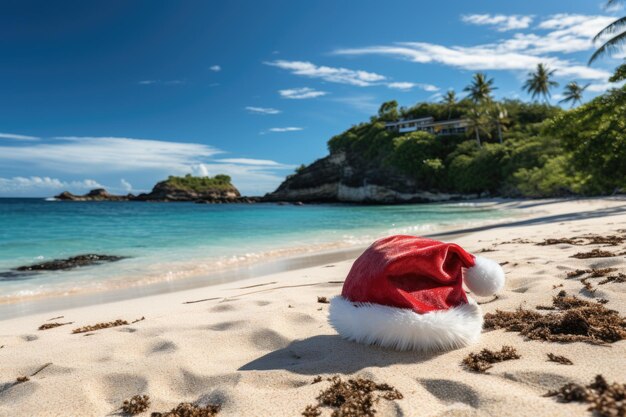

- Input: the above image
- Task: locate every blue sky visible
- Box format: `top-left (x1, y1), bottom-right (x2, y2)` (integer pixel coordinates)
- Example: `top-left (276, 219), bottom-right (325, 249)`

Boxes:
top-left (0, 0), bottom-right (624, 196)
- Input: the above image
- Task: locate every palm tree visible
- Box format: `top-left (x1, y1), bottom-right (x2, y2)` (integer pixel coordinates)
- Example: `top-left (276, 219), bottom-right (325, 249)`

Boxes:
top-left (466, 105), bottom-right (490, 147)
top-left (464, 73), bottom-right (496, 103)
top-left (523, 64), bottom-right (559, 103)
top-left (559, 82), bottom-right (589, 107)
top-left (589, 0), bottom-right (626, 63)
top-left (441, 90), bottom-right (457, 119)
top-left (490, 104), bottom-right (509, 144)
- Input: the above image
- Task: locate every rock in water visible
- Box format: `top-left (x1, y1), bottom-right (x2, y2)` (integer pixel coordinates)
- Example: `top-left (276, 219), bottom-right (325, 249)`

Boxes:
top-left (14, 254), bottom-right (126, 272)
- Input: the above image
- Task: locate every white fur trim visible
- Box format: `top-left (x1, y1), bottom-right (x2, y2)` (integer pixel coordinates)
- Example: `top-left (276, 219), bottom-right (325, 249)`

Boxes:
top-left (464, 256), bottom-right (505, 297)
top-left (328, 296), bottom-right (483, 351)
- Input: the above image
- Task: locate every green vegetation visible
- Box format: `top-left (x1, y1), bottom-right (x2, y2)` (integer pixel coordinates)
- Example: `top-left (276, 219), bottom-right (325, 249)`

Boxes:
top-left (323, 63), bottom-right (626, 198)
top-left (164, 174), bottom-right (234, 191)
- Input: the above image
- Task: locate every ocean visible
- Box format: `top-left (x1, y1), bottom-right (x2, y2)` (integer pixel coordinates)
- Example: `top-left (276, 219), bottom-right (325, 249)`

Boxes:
top-left (0, 198), bottom-right (511, 305)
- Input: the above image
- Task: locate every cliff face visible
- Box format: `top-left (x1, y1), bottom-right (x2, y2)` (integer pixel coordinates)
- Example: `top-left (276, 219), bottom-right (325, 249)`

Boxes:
top-left (265, 152), bottom-right (474, 204)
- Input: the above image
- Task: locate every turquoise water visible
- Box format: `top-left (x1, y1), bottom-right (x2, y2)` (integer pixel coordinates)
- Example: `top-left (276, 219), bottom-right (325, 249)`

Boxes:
top-left (0, 199), bottom-right (510, 303)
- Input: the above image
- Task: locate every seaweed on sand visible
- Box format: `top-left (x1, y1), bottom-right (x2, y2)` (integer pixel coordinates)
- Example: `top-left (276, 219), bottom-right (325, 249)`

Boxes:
top-left (598, 273), bottom-right (626, 285)
top-left (303, 376), bottom-right (403, 417)
top-left (571, 249), bottom-right (616, 259)
top-left (545, 375), bottom-right (625, 417)
top-left (547, 353), bottom-right (573, 365)
top-left (72, 319), bottom-right (129, 334)
top-left (485, 292), bottom-right (626, 344)
top-left (121, 395), bottom-right (150, 415)
top-left (462, 346), bottom-right (521, 373)
top-left (317, 297), bottom-right (330, 304)
top-left (150, 402), bottom-right (221, 417)
top-left (38, 322), bottom-right (73, 331)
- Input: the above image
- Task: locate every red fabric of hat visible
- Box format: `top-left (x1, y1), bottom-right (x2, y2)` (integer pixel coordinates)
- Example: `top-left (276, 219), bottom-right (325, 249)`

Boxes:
top-left (342, 235), bottom-right (476, 314)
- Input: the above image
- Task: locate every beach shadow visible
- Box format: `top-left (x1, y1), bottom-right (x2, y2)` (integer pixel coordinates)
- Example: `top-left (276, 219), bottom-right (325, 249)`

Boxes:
top-left (430, 204), bottom-right (626, 240)
top-left (239, 334), bottom-right (443, 375)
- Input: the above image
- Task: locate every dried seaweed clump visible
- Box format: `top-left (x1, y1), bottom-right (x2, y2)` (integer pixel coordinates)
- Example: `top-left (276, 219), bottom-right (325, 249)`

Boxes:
top-left (72, 319), bottom-right (129, 334)
top-left (567, 268), bottom-right (617, 278)
top-left (302, 376), bottom-right (403, 417)
top-left (15, 376), bottom-right (29, 384)
top-left (547, 353), bottom-right (573, 365)
top-left (462, 346), bottom-right (520, 373)
top-left (538, 238), bottom-right (584, 246)
top-left (599, 273), bottom-right (626, 286)
top-left (484, 292), bottom-right (626, 344)
top-left (38, 322), bottom-right (72, 331)
top-left (121, 395), bottom-right (150, 415)
top-left (545, 375), bottom-right (625, 417)
top-left (571, 249), bottom-right (616, 259)
top-left (317, 297), bottom-right (330, 304)
top-left (150, 402), bottom-right (220, 417)
top-left (537, 235), bottom-right (625, 247)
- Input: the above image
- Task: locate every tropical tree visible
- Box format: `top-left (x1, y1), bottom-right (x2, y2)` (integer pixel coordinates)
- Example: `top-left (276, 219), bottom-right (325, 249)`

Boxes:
top-left (559, 81), bottom-right (589, 107)
top-left (377, 100), bottom-right (399, 122)
top-left (589, 0), bottom-right (626, 63)
top-left (490, 103), bottom-right (509, 144)
top-left (441, 90), bottom-right (457, 119)
top-left (610, 61), bottom-right (626, 82)
top-left (466, 105), bottom-right (491, 147)
top-left (464, 73), bottom-right (496, 103)
top-left (523, 64), bottom-right (559, 103)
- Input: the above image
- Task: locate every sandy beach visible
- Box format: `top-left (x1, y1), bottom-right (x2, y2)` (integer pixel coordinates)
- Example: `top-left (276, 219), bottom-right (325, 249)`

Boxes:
top-left (1, 197), bottom-right (625, 417)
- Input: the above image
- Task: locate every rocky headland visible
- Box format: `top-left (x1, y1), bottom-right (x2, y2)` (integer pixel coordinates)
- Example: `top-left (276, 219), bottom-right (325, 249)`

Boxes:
top-left (264, 151), bottom-right (479, 204)
top-left (55, 175), bottom-right (260, 203)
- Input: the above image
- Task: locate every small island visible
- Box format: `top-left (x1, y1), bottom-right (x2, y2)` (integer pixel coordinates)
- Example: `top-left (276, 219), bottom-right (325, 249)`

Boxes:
top-left (55, 174), bottom-right (260, 203)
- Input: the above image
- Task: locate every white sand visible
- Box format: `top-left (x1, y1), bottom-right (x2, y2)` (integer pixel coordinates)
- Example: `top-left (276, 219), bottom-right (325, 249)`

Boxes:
top-left (1, 197), bottom-right (625, 416)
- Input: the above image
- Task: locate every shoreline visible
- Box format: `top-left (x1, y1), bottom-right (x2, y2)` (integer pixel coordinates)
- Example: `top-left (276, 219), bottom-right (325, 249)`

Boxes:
top-left (0, 198), bottom-right (529, 320)
top-left (1, 196), bottom-right (625, 416)
top-left (0, 196), bottom-right (615, 320)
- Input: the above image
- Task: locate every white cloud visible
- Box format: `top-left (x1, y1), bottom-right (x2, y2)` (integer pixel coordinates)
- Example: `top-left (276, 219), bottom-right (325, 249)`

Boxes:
top-left (0, 136), bottom-right (294, 196)
top-left (209, 65), bottom-right (221, 72)
top-left (267, 127), bottom-right (303, 132)
top-left (120, 179), bottom-right (133, 192)
top-left (0, 136), bottom-right (223, 174)
top-left (245, 106), bottom-right (281, 115)
top-left (462, 14), bottom-right (533, 31)
top-left (586, 80), bottom-right (626, 92)
top-left (387, 82), bottom-right (439, 92)
top-left (334, 42), bottom-right (609, 81)
top-left (265, 60), bottom-right (386, 86)
top-left (332, 14), bottom-right (618, 83)
top-left (0, 132), bottom-right (39, 141)
top-left (278, 87), bottom-right (328, 99)
top-left (0, 176), bottom-right (103, 193)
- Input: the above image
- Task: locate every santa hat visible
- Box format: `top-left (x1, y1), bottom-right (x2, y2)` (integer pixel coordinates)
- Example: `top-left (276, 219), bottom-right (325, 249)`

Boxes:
top-left (328, 235), bottom-right (505, 352)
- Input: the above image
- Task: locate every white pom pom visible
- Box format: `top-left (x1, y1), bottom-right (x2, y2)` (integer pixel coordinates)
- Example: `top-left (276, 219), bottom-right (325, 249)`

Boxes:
top-left (464, 256), bottom-right (505, 297)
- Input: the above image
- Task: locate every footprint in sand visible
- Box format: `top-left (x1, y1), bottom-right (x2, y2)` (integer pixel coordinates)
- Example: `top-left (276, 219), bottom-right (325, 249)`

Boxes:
top-left (501, 371), bottom-right (571, 392)
top-left (21, 335), bottom-right (38, 342)
top-left (210, 304), bottom-right (237, 313)
top-left (419, 379), bottom-right (481, 408)
top-left (249, 329), bottom-right (290, 351)
top-left (177, 370), bottom-right (241, 396)
top-left (103, 373), bottom-right (148, 402)
top-left (149, 340), bottom-right (178, 354)
top-left (207, 321), bottom-right (246, 331)
top-left (287, 312), bottom-right (316, 325)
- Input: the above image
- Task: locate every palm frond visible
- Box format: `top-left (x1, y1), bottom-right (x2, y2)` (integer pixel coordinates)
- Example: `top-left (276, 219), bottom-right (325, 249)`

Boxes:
top-left (590, 31), bottom-right (626, 63)
top-left (593, 16), bottom-right (626, 42)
